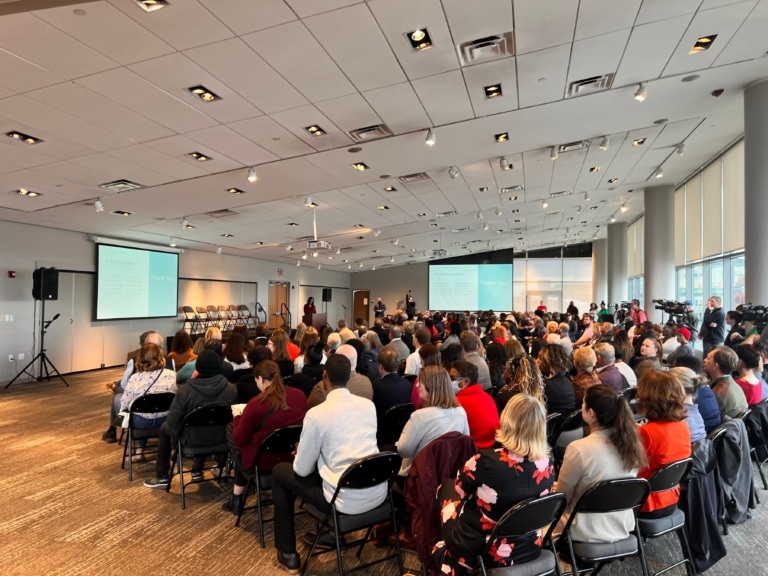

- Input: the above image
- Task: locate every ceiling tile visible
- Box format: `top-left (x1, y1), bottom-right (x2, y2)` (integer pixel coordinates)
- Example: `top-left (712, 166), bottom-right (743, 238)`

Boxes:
top-left (226, 116), bottom-right (315, 158)
top-left (575, 0), bottom-right (642, 40)
top-left (34, 160), bottom-right (116, 186)
top-left (517, 44), bottom-right (570, 108)
top-left (107, 0), bottom-right (234, 51)
top-left (243, 21), bottom-right (357, 103)
top-left (567, 29), bottom-right (632, 86)
top-left (442, 0), bottom-right (514, 45)
top-left (184, 125), bottom-right (280, 166)
top-left (362, 83), bottom-right (432, 135)
top-left (462, 58), bottom-right (519, 117)
top-left (513, 0), bottom-right (577, 54)
top-left (199, 0), bottom-right (296, 35)
top-left (0, 49), bottom-right (64, 93)
top-left (76, 68), bottom-right (218, 134)
top-left (142, 135), bottom-right (243, 173)
top-left (714, 0), bottom-right (768, 66)
top-left (70, 153), bottom-right (177, 187)
top-left (411, 70), bottom-right (474, 126)
top-left (270, 105), bottom-right (354, 151)
top-left (315, 94), bottom-right (382, 133)
top-left (285, 0), bottom-right (363, 18)
top-left (105, 145), bottom-right (210, 180)
top-left (185, 39), bottom-right (308, 114)
top-left (305, 4), bottom-right (406, 92)
top-left (36, 1), bottom-right (174, 65)
top-left (0, 140), bottom-right (59, 169)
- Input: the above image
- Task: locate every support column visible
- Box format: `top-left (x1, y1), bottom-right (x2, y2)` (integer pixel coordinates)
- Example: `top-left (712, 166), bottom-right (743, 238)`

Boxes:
top-left (644, 185), bottom-right (675, 319)
top-left (745, 79), bottom-right (768, 304)
top-left (592, 239), bottom-right (607, 304)
top-left (607, 222), bottom-right (628, 307)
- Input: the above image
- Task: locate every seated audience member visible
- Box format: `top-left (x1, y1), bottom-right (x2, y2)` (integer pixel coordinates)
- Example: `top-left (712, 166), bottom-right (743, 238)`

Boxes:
top-left (503, 338), bottom-right (525, 361)
top-left (117, 343), bottom-right (178, 461)
top-left (725, 310), bottom-right (745, 350)
top-left (167, 330), bottom-right (196, 371)
top-left (545, 321), bottom-right (560, 344)
top-left (192, 337), bottom-right (207, 357)
top-left (558, 323), bottom-right (574, 356)
top-left (537, 344), bottom-right (576, 415)
top-left (410, 344), bottom-right (443, 409)
top-left (612, 342), bottom-right (637, 389)
top-left (325, 332), bottom-right (341, 356)
top-left (734, 344), bottom-right (763, 405)
top-left (372, 347), bottom-right (413, 419)
top-left (441, 343), bottom-right (463, 372)
top-left (573, 315), bottom-right (595, 347)
top-left (571, 347), bottom-right (601, 406)
top-left (450, 360), bottom-right (500, 449)
top-left (556, 385), bottom-right (647, 540)
top-left (307, 343), bottom-right (372, 407)
top-left (294, 328), bottom-right (321, 374)
top-left (236, 346), bottom-right (272, 403)
top-left (495, 354), bottom-right (546, 413)
top-left (704, 346), bottom-right (748, 419)
top-left (594, 343), bottom-right (625, 394)
top-left (433, 394), bottom-right (555, 575)
top-left (632, 337), bottom-right (663, 379)
top-left (289, 343), bottom-right (325, 398)
top-left (485, 342), bottom-right (508, 391)
top-left (205, 326), bottom-right (222, 344)
top-left (337, 319), bottom-right (356, 344)
top-left (270, 354), bottom-right (385, 573)
top-left (362, 329), bottom-right (383, 355)
top-left (277, 324), bottom-right (300, 360)
top-left (224, 360), bottom-right (308, 515)
top-left (402, 321), bottom-right (415, 353)
top-left (293, 323), bottom-right (307, 347)
top-left (460, 331), bottom-right (492, 390)
top-left (635, 370), bottom-right (692, 518)
top-left (268, 329), bottom-right (295, 378)
top-left (253, 324), bottom-right (268, 346)
top-left (405, 329), bottom-right (430, 376)
top-left (666, 327), bottom-right (693, 365)
top-left (385, 325), bottom-right (410, 361)
top-left (672, 355), bottom-right (721, 433)
top-left (438, 321), bottom-right (461, 351)
top-left (224, 332), bottom-right (251, 372)
top-left (143, 351), bottom-right (238, 489)
top-left (751, 340), bottom-right (768, 399)
top-left (661, 324), bottom-right (681, 360)
top-left (231, 324), bottom-right (253, 350)
top-left (397, 366), bottom-right (469, 476)
top-left (669, 367), bottom-right (707, 442)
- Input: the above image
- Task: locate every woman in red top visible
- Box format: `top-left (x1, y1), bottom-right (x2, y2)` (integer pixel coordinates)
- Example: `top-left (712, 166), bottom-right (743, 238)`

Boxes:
top-left (734, 344), bottom-right (763, 405)
top-left (225, 360), bottom-right (308, 515)
top-left (635, 369), bottom-right (691, 518)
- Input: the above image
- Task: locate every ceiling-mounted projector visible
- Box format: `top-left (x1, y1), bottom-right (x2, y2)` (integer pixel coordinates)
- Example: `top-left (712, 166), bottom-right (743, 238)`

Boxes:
top-left (307, 240), bottom-right (332, 250)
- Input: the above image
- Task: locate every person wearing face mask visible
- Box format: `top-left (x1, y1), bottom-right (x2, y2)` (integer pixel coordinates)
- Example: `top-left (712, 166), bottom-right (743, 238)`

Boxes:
top-left (450, 360), bottom-right (500, 449)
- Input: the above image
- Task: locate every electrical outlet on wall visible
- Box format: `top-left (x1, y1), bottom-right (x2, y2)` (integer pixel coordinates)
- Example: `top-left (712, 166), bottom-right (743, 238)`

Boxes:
top-left (8, 355), bottom-right (13, 362)
top-left (18, 353), bottom-right (24, 361)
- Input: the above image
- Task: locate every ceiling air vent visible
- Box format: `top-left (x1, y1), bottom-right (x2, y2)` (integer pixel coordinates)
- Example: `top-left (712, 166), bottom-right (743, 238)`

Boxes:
top-left (545, 211), bottom-right (565, 216)
top-left (566, 73), bottom-right (615, 98)
top-left (501, 185), bottom-right (524, 193)
top-left (348, 123), bottom-right (393, 142)
top-left (436, 210), bottom-right (458, 218)
top-left (511, 227), bottom-right (527, 234)
top-left (398, 172), bottom-right (431, 184)
top-left (433, 249), bottom-right (448, 257)
top-left (451, 227), bottom-right (471, 233)
top-left (549, 190), bottom-right (572, 198)
top-left (204, 209), bottom-right (239, 218)
top-left (558, 140), bottom-right (589, 153)
top-left (99, 179), bottom-right (144, 193)
top-left (457, 32), bottom-right (514, 66)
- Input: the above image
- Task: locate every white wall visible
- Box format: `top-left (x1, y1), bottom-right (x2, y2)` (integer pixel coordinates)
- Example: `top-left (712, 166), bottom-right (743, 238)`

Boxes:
top-left (0, 221), bottom-right (350, 384)
top-left (351, 263), bottom-right (429, 323)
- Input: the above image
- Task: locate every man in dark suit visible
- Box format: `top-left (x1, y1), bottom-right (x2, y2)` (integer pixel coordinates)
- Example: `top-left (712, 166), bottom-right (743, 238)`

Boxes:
top-left (372, 347), bottom-right (412, 419)
top-left (405, 290), bottom-right (416, 319)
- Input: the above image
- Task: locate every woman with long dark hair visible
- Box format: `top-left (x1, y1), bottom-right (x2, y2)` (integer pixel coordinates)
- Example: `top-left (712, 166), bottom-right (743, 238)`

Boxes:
top-left (495, 353), bottom-right (545, 413)
top-left (268, 328), bottom-right (294, 378)
top-left (485, 342), bottom-right (508, 391)
top-left (536, 344), bottom-right (575, 415)
top-left (226, 360), bottom-right (308, 515)
top-left (168, 330), bottom-right (196, 370)
top-left (223, 331), bottom-right (250, 371)
top-left (303, 297), bottom-right (316, 316)
top-left (555, 384), bottom-right (647, 540)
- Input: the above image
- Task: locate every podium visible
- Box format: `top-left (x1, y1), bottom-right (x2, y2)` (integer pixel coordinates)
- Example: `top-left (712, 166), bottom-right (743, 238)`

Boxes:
top-left (303, 313), bottom-right (327, 331)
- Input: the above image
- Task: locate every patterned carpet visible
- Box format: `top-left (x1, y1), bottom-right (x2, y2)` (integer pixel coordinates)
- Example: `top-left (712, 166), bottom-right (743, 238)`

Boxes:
top-left (0, 368), bottom-right (763, 575)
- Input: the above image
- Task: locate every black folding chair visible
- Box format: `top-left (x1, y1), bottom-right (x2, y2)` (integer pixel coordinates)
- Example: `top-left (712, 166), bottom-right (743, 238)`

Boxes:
top-left (403, 374), bottom-right (417, 384)
top-left (377, 403), bottom-right (415, 451)
top-left (238, 304), bottom-right (257, 329)
top-left (167, 405), bottom-right (233, 509)
top-left (546, 412), bottom-right (562, 447)
top-left (559, 477), bottom-right (651, 576)
top-left (637, 458), bottom-right (695, 576)
top-left (551, 409), bottom-right (583, 471)
top-left (195, 306), bottom-right (211, 332)
top-left (120, 392), bottom-right (176, 481)
top-left (302, 452), bottom-right (404, 576)
top-left (235, 424), bottom-right (303, 548)
top-left (707, 425), bottom-right (732, 535)
top-left (742, 402), bottom-right (768, 490)
top-left (476, 492), bottom-right (567, 576)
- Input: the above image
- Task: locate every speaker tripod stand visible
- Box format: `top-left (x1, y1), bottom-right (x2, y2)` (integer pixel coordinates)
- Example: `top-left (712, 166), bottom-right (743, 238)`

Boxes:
top-left (5, 298), bottom-right (68, 389)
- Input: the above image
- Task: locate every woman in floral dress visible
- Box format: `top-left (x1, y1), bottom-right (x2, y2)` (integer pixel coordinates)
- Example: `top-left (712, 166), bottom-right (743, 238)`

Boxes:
top-left (433, 394), bottom-right (555, 574)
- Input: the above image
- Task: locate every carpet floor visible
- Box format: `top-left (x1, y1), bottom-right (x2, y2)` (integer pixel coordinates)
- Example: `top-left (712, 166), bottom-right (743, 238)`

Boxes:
top-left (0, 368), bottom-right (764, 575)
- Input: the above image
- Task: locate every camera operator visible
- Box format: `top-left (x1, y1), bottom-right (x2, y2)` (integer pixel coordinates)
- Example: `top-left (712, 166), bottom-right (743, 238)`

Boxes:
top-left (699, 296), bottom-right (726, 358)
top-left (629, 299), bottom-right (647, 325)
top-left (725, 310), bottom-right (745, 350)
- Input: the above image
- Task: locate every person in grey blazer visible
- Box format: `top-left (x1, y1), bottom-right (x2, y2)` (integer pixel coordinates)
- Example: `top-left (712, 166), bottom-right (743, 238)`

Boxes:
top-left (459, 331), bottom-right (492, 390)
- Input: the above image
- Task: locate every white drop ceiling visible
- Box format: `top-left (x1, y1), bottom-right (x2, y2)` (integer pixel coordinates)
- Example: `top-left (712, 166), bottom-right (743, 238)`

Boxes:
top-left (0, 0), bottom-right (766, 271)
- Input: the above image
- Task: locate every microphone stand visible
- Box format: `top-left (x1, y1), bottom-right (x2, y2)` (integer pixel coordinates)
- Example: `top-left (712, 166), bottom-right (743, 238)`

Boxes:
top-left (5, 298), bottom-right (69, 389)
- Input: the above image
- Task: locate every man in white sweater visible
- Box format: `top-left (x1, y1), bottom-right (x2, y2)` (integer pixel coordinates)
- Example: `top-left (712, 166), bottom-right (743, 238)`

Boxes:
top-left (271, 354), bottom-right (385, 574)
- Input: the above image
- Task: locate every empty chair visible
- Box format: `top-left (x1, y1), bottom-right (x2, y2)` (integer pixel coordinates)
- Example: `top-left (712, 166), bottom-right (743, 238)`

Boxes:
top-left (377, 403), bottom-right (414, 452)
top-left (551, 408), bottom-right (583, 470)
top-left (218, 305), bottom-right (234, 332)
top-left (182, 306), bottom-right (204, 335)
top-left (195, 306), bottom-right (211, 332)
top-left (207, 305), bottom-right (223, 330)
top-left (238, 304), bottom-right (257, 329)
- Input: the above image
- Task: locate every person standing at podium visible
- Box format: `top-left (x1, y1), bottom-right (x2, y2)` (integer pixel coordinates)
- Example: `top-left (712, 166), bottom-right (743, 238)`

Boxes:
top-left (304, 297), bottom-right (316, 316)
top-left (405, 290), bottom-right (416, 319)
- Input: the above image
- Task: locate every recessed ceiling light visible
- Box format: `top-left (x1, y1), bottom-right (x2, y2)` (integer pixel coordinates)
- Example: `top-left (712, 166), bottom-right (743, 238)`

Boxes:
top-left (6, 130), bottom-right (42, 145)
top-left (15, 188), bottom-right (42, 197)
top-left (227, 187), bottom-right (245, 195)
top-left (497, 229), bottom-right (504, 234)
top-left (327, 256), bottom-right (334, 260)
top-left (352, 162), bottom-right (369, 171)
top-left (581, 221), bottom-right (587, 224)
top-left (347, 146), bottom-right (362, 153)
top-left (690, 34), bottom-right (717, 54)
top-left (589, 166), bottom-right (600, 173)
top-left (288, 222), bottom-right (299, 227)
top-left (608, 178), bottom-right (618, 184)
top-left (632, 137), bottom-right (646, 147)
top-left (510, 209), bottom-right (520, 213)
top-left (384, 186), bottom-right (397, 192)
top-left (495, 132), bottom-right (509, 143)
top-left (222, 233), bottom-right (234, 238)
top-left (112, 210), bottom-right (133, 216)
top-left (567, 217), bottom-right (574, 221)
top-left (541, 200), bottom-right (548, 208)
top-left (304, 125), bottom-right (326, 137)
top-left (406, 28), bottom-right (433, 51)
top-left (484, 84), bottom-right (502, 99)
top-left (187, 85), bottom-right (221, 102)
top-left (377, 205), bottom-right (389, 210)
top-left (133, 0), bottom-right (169, 12)
top-left (479, 186), bottom-right (489, 192)
top-left (590, 206), bottom-right (598, 210)
top-left (430, 223), bottom-right (439, 228)
top-left (681, 75), bottom-right (700, 83)
top-left (183, 224), bottom-right (195, 229)
top-left (355, 224), bottom-right (365, 228)
top-left (356, 236), bottom-right (364, 240)
top-left (513, 219), bottom-right (520, 223)
top-left (186, 151), bottom-right (211, 162)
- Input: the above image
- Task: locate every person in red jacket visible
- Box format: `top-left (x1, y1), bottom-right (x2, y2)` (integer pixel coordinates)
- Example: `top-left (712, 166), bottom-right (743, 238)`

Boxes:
top-left (449, 360), bottom-right (500, 449)
top-left (225, 359), bottom-right (308, 515)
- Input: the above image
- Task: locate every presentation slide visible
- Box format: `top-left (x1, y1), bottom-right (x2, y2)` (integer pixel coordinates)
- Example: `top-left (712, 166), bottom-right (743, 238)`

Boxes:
top-left (96, 244), bottom-right (179, 320)
top-left (429, 264), bottom-right (513, 311)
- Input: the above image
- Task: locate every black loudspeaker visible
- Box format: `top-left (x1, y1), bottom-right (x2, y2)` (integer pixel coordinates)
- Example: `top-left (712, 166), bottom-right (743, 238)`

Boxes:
top-left (322, 288), bottom-right (332, 302)
top-left (32, 268), bottom-right (59, 301)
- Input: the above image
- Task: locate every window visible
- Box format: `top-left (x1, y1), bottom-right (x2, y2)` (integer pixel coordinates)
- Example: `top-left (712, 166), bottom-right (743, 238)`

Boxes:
top-left (710, 260), bottom-right (724, 302)
top-left (732, 255), bottom-right (745, 307)
top-left (692, 265), bottom-right (704, 315)
top-left (676, 268), bottom-right (687, 302)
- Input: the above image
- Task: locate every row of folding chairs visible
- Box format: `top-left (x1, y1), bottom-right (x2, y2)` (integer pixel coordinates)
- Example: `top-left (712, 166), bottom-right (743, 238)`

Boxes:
top-left (181, 304), bottom-right (257, 335)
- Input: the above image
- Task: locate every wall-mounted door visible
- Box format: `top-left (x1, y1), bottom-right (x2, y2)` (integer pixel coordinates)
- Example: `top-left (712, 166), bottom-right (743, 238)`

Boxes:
top-left (353, 290), bottom-right (370, 326)
top-left (268, 281), bottom-right (290, 329)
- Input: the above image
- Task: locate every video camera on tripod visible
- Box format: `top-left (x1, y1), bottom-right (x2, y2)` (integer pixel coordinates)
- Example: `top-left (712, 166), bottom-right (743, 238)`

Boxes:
top-left (740, 303), bottom-right (768, 333)
top-left (652, 299), bottom-right (697, 332)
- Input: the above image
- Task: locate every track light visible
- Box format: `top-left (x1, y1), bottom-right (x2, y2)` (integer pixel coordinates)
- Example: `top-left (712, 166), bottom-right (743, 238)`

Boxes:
top-left (393, 238), bottom-right (399, 245)
top-left (584, 192), bottom-right (591, 202)
top-left (483, 222), bottom-right (489, 231)
top-left (499, 156), bottom-right (511, 171)
top-left (477, 211), bottom-right (483, 220)
top-left (390, 256), bottom-right (394, 263)
top-left (247, 166), bottom-right (258, 183)
top-left (215, 246), bottom-right (222, 255)
top-left (495, 208), bottom-right (502, 217)
top-left (303, 195), bottom-right (314, 207)
top-left (359, 262), bottom-right (364, 268)
top-left (301, 252), bottom-right (308, 260)
top-left (312, 251), bottom-right (318, 258)
top-left (676, 143), bottom-right (686, 156)
top-left (169, 237), bottom-right (177, 247)
top-left (620, 204), bottom-right (629, 213)
top-left (347, 264), bottom-right (352, 269)
top-left (541, 200), bottom-right (548, 209)
top-left (550, 146), bottom-right (558, 160)
top-left (336, 247), bottom-right (341, 254)
top-left (634, 82), bottom-right (647, 102)
top-left (286, 244), bottom-right (293, 251)
top-left (448, 166), bottom-right (459, 179)
top-left (94, 199), bottom-right (104, 213)
top-left (599, 136), bottom-right (609, 151)
top-left (297, 260), bottom-right (301, 267)
top-left (373, 230), bottom-right (381, 237)
top-left (180, 217), bottom-right (189, 228)
top-left (655, 167), bottom-right (663, 179)
top-left (610, 216), bottom-right (616, 223)
top-left (372, 265), bottom-right (376, 271)
top-left (317, 264), bottom-right (321, 270)
top-left (425, 128), bottom-right (436, 146)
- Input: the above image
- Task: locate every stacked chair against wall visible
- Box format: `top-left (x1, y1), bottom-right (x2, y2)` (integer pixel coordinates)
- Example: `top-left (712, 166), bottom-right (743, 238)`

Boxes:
top-left (181, 306), bottom-right (204, 336)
